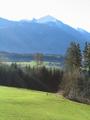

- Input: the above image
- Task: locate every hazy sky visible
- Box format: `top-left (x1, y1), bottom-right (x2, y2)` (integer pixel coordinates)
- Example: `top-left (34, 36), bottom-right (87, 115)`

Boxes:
top-left (0, 0), bottom-right (90, 31)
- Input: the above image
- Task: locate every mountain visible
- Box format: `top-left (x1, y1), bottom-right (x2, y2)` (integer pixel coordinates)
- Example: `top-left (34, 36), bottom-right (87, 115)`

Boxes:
top-left (0, 16), bottom-right (90, 54)
top-left (77, 28), bottom-right (90, 41)
top-left (37, 15), bottom-right (58, 23)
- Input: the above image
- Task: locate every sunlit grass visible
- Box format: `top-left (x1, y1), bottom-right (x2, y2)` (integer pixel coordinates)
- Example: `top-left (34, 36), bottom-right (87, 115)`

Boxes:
top-left (0, 86), bottom-right (90, 120)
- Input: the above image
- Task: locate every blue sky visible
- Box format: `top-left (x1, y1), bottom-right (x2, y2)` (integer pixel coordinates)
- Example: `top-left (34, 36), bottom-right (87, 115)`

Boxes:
top-left (0, 0), bottom-right (90, 31)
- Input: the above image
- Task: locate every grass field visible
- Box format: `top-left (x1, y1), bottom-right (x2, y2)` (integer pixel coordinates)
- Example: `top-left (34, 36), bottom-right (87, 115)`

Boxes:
top-left (0, 86), bottom-right (90, 120)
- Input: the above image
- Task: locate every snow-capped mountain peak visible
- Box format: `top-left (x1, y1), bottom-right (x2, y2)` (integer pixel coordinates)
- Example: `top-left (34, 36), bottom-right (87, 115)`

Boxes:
top-left (37, 15), bottom-right (58, 23)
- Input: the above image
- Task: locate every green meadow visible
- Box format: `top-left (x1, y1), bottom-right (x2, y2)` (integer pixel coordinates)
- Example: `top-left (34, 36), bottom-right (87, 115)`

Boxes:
top-left (0, 86), bottom-right (90, 120)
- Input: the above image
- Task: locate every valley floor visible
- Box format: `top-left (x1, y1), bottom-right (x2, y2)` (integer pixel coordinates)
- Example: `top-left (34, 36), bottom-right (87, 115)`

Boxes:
top-left (0, 86), bottom-right (90, 120)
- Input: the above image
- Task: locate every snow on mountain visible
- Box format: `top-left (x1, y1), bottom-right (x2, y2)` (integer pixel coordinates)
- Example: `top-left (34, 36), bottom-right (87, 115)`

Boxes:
top-left (37, 15), bottom-right (58, 23)
top-left (0, 15), bottom-right (90, 54)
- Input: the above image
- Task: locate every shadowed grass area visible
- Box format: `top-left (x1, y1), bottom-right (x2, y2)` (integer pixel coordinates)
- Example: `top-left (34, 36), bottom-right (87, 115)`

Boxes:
top-left (0, 86), bottom-right (90, 120)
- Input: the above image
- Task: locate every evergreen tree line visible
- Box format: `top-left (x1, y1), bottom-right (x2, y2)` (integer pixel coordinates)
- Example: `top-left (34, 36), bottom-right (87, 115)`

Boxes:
top-left (62, 42), bottom-right (90, 104)
top-left (0, 63), bottom-right (63, 92)
top-left (65, 42), bottom-right (90, 71)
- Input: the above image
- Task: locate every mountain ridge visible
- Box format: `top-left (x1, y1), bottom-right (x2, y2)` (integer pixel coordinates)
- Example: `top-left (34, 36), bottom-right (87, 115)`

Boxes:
top-left (0, 15), bottom-right (90, 54)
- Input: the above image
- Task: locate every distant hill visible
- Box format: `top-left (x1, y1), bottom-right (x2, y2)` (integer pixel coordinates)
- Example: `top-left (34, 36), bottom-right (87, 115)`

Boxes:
top-left (0, 15), bottom-right (90, 54)
top-left (0, 51), bottom-right (64, 63)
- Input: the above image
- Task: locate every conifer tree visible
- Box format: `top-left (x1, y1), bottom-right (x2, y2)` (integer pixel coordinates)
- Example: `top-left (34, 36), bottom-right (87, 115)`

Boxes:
top-left (83, 42), bottom-right (90, 71)
top-left (65, 42), bottom-right (82, 70)
top-left (83, 42), bottom-right (88, 68)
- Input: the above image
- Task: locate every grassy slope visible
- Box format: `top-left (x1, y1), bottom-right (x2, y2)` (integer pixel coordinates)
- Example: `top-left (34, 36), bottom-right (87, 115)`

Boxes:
top-left (0, 86), bottom-right (90, 120)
